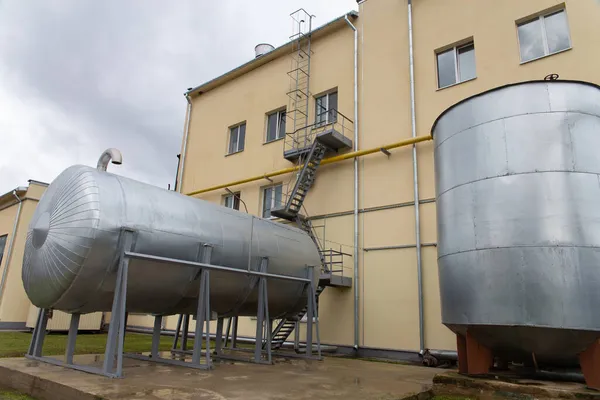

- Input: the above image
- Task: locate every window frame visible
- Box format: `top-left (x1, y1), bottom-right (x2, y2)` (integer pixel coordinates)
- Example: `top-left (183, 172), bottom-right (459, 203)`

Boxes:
top-left (315, 90), bottom-right (338, 125)
top-left (516, 8), bottom-right (572, 64)
top-left (265, 108), bottom-right (286, 144)
top-left (261, 183), bottom-right (283, 219)
top-left (0, 235), bottom-right (7, 268)
top-left (436, 41), bottom-right (476, 90)
top-left (223, 192), bottom-right (241, 210)
top-left (227, 122), bottom-right (246, 155)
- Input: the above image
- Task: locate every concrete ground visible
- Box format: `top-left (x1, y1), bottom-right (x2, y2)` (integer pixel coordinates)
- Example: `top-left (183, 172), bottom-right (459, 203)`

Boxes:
top-left (0, 353), bottom-right (439, 400)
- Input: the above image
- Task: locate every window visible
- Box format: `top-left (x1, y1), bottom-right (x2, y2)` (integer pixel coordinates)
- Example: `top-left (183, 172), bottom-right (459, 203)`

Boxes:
top-left (223, 192), bottom-right (241, 210)
top-left (262, 184), bottom-right (283, 218)
top-left (266, 109), bottom-right (286, 143)
top-left (315, 91), bottom-right (338, 125)
top-left (0, 235), bottom-right (6, 267)
top-left (436, 42), bottom-right (476, 89)
top-left (228, 123), bottom-right (246, 155)
top-left (517, 9), bottom-right (571, 63)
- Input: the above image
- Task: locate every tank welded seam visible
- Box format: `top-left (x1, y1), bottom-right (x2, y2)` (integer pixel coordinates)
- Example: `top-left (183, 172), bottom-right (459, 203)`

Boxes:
top-left (442, 321), bottom-right (600, 330)
top-left (49, 188), bottom-right (99, 222)
top-left (434, 110), bottom-right (600, 150)
top-left (438, 244), bottom-right (600, 259)
top-left (437, 170), bottom-right (600, 199)
top-left (50, 174), bottom-right (96, 216)
top-left (60, 173), bottom-right (117, 313)
top-left (50, 176), bottom-right (97, 214)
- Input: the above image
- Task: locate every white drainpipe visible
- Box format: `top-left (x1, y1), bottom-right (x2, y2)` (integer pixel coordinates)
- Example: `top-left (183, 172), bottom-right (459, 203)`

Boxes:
top-left (407, 0), bottom-right (425, 354)
top-left (344, 14), bottom-right (360, 352)
top-left (178, 94), bottom-right (193, 193)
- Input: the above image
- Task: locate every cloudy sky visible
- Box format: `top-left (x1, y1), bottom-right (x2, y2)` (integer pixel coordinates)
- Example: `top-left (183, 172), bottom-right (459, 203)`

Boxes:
top-left (0, 0), bottom-right (356, 194)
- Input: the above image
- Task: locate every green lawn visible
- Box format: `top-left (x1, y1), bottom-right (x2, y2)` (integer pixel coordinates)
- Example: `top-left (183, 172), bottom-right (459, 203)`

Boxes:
top-left (0, 390), bottom-right (36, 400)
top-left (0, 331), bottom-right (193, 358)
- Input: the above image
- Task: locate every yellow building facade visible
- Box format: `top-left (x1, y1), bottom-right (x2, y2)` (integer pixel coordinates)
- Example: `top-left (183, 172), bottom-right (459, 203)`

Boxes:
top-left (0, 181), bottom-right (47, 329)
top-left (175, 0), bottom-right (600, 357)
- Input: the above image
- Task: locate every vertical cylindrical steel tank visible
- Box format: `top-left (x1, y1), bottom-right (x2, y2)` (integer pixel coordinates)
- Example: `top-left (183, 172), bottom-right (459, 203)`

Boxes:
top-left (22, 165), bottom-right (321, 318)
top-left (432, 80), bottom-right (600, 363)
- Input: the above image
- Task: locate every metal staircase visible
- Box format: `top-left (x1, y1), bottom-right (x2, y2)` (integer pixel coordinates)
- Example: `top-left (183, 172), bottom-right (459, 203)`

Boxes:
top-left (270, 140), bottom-right (327, 221)
top-left (266, 9), bottom-right (353, 352)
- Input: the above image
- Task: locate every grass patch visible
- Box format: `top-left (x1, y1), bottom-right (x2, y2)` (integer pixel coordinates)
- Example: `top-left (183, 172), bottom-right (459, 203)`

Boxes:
top-left (0, 331), bottom-right (194, 358)
top-left (0, 390), bottom-right (36, 400)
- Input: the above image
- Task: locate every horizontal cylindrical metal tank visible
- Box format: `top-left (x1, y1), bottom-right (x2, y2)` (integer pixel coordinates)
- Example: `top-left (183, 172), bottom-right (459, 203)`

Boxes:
top-left (22, 165), bottom-right (321, 317)
top-left (432, 80), bottom-right (600, 363)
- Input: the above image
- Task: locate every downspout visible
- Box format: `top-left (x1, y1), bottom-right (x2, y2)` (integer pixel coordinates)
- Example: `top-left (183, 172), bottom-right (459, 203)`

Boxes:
top-left (407, 0), bottom-right (425, 354)
top-left (344, 14), bottom-right (360, 352)
top-left (0, 190), bottom-right (24, 310)
top-left (178, 93), bottom-right (193, 193)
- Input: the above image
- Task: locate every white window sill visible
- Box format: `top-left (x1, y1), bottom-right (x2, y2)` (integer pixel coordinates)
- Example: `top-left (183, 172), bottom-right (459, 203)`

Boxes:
top-left (436, 76), bottom-right (477, 91)
top-left (263, 137), bottom-right (285, 145)
top-left (225, 150), bottom-right (244, 157)
top-left (519, 46), bottom-right (572, 65)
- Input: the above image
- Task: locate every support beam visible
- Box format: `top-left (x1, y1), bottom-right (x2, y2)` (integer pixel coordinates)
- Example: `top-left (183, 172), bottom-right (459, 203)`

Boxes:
top-left (66, 313), bottom-right (80, 364)
top-left (456, 331), bottom-right (493, 375)
top-left (215, 317), bottom-right (224, 356)
top-left (151, 316), bottom-right (162, 358)
top-left (192, 245), bottom-right (212, 368)
top-left (254, 257), bottom-right (272, 364)
top-left (171, 314), bottom-right (183, 351)
top-left (580, 339), bottom-right (600, 390)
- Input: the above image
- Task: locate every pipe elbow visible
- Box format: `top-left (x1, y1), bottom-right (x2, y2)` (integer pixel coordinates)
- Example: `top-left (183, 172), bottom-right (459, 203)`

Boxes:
top-left (97, 148), bottom-right (123, 171)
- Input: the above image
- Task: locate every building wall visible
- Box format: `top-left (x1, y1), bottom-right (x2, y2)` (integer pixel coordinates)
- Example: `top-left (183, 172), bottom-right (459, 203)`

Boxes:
top-left (174, 0), bottom-right (600, 354)
top-left (0, 183), bottom-right (46, 327)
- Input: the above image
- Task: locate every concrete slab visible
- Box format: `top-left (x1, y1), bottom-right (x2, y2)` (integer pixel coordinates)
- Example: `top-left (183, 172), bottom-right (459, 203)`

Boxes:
top-left (0, 353), bottom-right (438, 400)
top-left (434, 371), bottom-right (600, 399)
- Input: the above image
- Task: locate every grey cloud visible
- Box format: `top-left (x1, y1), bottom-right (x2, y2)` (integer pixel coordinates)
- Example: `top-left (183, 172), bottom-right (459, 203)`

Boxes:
top-left (0, 0), bottom-right (356, 193)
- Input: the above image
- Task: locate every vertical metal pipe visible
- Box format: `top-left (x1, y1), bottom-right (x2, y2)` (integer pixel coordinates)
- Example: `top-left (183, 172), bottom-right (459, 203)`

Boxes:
top-left (344, 13), bottom-right (360, 352)
top-left (407, 0), bottom-right (425, 353)
top-left (0, 190), bottom-right (23, 310)
top-left (178, 94), bottom-right (193, 193)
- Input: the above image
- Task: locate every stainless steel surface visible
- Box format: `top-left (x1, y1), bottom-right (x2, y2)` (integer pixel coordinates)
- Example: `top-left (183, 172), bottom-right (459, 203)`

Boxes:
top-left (254, 43), bottom-right (275, 58)
top-left (96, 148), bottom-right (122, 171)
top-left (22, 165), bottom-right (321, 317)
top-left (407, 0), bottom-right (425, 354)
top-left (178, 94), bottom-right (192, 193)
top-left (0, 190), bottom-right (23, 310)
top-left (344, 14), bottom-right (360, 352)
top-left (432, 80), bottom-right (600, 362)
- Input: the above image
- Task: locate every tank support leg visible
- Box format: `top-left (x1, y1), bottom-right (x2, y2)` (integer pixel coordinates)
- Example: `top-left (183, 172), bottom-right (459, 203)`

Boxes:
top-left (305, 265), bottom-right (321, 359)
top-left (192, 245), bottom-right (212, 368)
top-left (230, 316), bottom-right (238, 349)
top-left (151, 316), bottom-right (162, 358)
top-left (224, 317), bottom-right (231, 348)
top-left (28, 308), bottom-right (49, 358)
top-left (456, 331), bottom-right (492, 375)
top-left (66, 313), bottom-right (80, 364)
top-left (103, 229), bottom-right (133, 377)
top-left (580, 339), bottom-right (600, 390)
top-left (254, 257), bottom-right (272, 364)
top-left (171, 314), bottom-right (183, 351)
top-left (215, 317), bottom-right (224, 356)
top-left (181, 314), bottom-right (190, 351)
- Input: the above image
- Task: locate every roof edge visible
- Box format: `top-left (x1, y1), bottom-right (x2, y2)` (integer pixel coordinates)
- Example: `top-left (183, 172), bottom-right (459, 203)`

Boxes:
top-left (186, 10), bottom-right (358, 97)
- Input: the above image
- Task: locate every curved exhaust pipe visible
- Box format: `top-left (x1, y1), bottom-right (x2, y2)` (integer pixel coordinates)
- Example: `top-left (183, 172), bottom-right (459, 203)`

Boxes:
top-left (97, 148), bottom-right (123, 171)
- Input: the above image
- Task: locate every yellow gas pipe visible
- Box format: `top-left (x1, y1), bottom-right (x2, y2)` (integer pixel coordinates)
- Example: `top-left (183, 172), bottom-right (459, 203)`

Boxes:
top-left (186, 134), bottom-right (432, 196)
